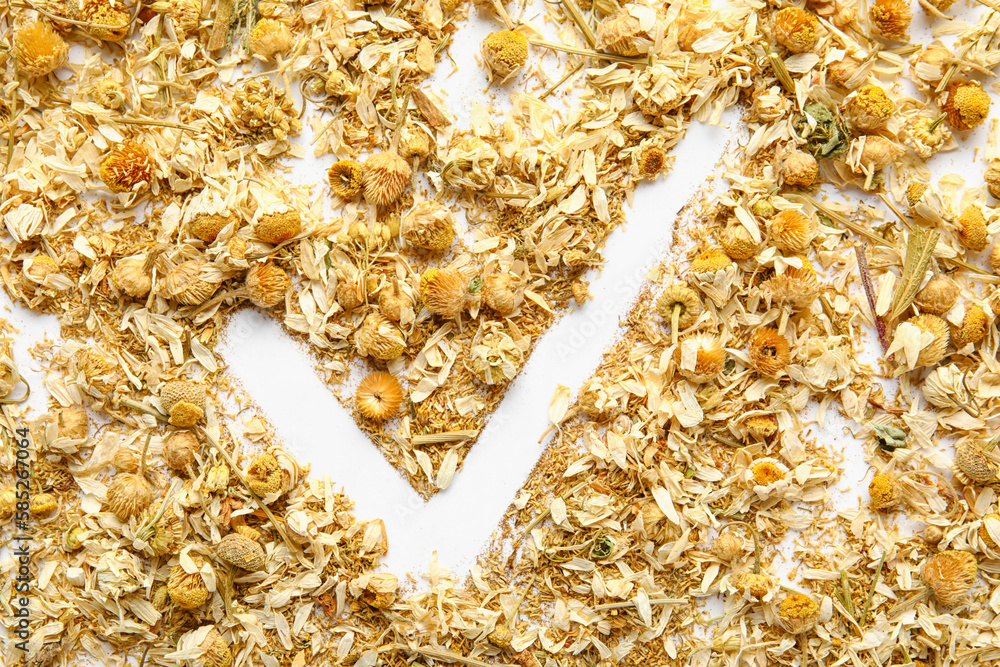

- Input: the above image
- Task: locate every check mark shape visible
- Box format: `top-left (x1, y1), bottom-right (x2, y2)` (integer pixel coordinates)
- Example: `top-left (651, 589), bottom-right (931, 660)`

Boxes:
top-left (222, 119), bottom-right (735, 577)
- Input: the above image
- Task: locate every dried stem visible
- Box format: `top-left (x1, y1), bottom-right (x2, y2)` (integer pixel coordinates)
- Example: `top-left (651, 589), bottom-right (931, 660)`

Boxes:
top-left (858, 550), bottom-right (887, 628)
top-left (854, 243), bottom-right (890, 352)
top-left (561, 0), bottom-right (598, 48)
top-left (410, 429), bottom-right (479, 445)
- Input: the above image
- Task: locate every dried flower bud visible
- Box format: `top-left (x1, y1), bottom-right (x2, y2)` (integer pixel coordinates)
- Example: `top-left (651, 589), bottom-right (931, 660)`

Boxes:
top-left (688, 248), bottom-right (734, 275)
top-left (781, 149), bottom-right (819, 187)
top-left (164, 431), bottom-right (199, 471)
top-left (957, 205), bottom-right (989, 252)
top-left (470, 328), bottom-right (525, 385)
top-left (200, 627), bottom-right (233, 667)
top-left (953, 304), bottom-right (989, 348)
top-left (355, 372), bottom-right (404, 421)
top-left (991, 242), bottom-right (1000, 274)
top-left (986, 160), bottom-right (1000, 199)
top-left (168, 556), bottom-right (212, 609)
top-left (139, 502), bottom-right (183, 555)
top-left (633, 141), bottom-right (671, 179)
top-left (153, 0), bottom-right (202, 36)
top-left (773, 7), bottom-right (819, 53)
top-left (751, 457), bottom-right (788, 486)
top-left (202, 464), bottom-right (230, 494)
top-left (953, 441), bottom-right (997, 485)
top-left (914, 275), bottom-right (958, 314)
top-left (979, 514), bottom-right (1000, 552)
top-left (942, 81), bottom-right (991, 131)
top-left (355, 313), bottom-right (406, 360)
top-left (842, 85), bottom-right (895, 133)
top-left (378, 279), bottom-right (411, 322)
top-left (106, 472), bottom-right (153, 520)
top-left (100, 141), bottom-right (153, 194)
top-left (656, 284), bottom-right (702, 329)
top-left (112, 256), bottom-right (152, 298)
top-left (482, 273), bottom-right (524, 316)
top-left (734, 571), bottom-right (776, 599)
top-left (30, 492), bottom-right (58, 516)
top-left (255, 210), bottom-right (301, 245)
top-left (14, 20), bottom-right (68, 79)
top-left (328, 160), bottom-right (365, 199)
top-left (675, 334), bottom-right (725, 383)
top-left (57, 406), bottom-right (89, 439)
top-left (249, 19), bottom-right (291, 59)
top-left (402, 200), bottom-right (456, 251)
top-left (921, 550), bottom-right (977, 606)
top-left (748, 327), bottom-right (791, 376)
top-left (482, 29), bottom-right (528, 81)
top-left (745, 414), bottom-right (778, 439)
top-left (852, 135), bottom-right (899, 172)
top-left (360, 572), bottom-right (398, 609)
top-left (244, 263), bottom-right (290, 308)
top-left (769, 210), bottom-right (816, 252)
top-left (778, 593), bottom-right (820, 634)
top-left (631, 64), bottom-right (686, 119)
top-left (0, 486), bottom-right (15, 519)
top-left (712, 532), bottom-right (743, 561)
top-left (92, 77), bottom-right (126, 109)
top-left (922, 364), bottom-right (968, 409)
top-left (420, 268), bottom-right (471, 319)
top-left (364, 152), bottom-right (412, 209)
top-left (597, 7), bottom-right (657, 56)
top-left (906, 314), bottom-right (950, 367)
top-left (911, 46), bottom-right (950, 85)
top-left (869, 472), bottom-right (900, 509)
top-left (113, 447), bottom-right (140, 473)
top-left (721, 223), bottom-right (758, 260)
top-left (246, 452), bottom-right (286, 496)
top-left (827, 57), bottom-right (863, 90)
top-left (488, 625), bottom-right (513, 651)
top-left (75, 0), bottom-right (130, 41)
top-left (215, 533), bottom-right (266, 571)
top-left (907, 115), bottom-right (951, 159)
top-left (160, 380), bottom-right (207, 428)
top-left (571, 280), bottom-right (591, 305)
top-left (162, 260), bottom-right (219, 306)
top-left (869, 0), bottom-right (911, 38)
top-left (190, 213), bottom-right (237, 244)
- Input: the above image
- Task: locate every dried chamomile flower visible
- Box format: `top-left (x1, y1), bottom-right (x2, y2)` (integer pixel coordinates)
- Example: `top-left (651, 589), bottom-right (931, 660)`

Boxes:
top-left (328, 160), bottom-right (365, 200)
top-left (773, 7), bottom-right (820, 53)
top-left (913, 274), bottom-right (958, 314)
top-left (751, 87), bottom-right (788, 122)
top-left (923, 0), bottom-right (956, 11)
top-left (750, 457), bottom-right (789, 487)
top-left (0, 487), bottom-right (15, 519)
top-left (355, 312), bottom-right (406, 360)
top-left (978, 514), bottom-right (1000, 552)
top-left (255, 209), bottom-right (301, 245)
top-left (953, 440), bottom-right (997, 485)
top-left (942, 81), bottom-right (991, 131)
top-left (482, 30), bottom-right (528, 81)
top-left (325, 69), bottom-right (354, 98)
top-left (713, 532), bottom-right (743, 561)
top-left (956, 205), bottom-right (989, 252)
top-left (92, 76), bottom-right (126, 109)
top-left (869, 0), bottom-right (911, 38)
top-left (30, 493), bottom-right (58, 516)
top-left (745, 414), bottom-right (778, 439)
top-left (202, 464), bottom-right (230, 494)
top-left (151, 0), bottom-right (202, 35)
top-left (748, 328), bottom-right (791, 376)
top-left (482, 272), bottom-right (524, 316)
top-left (215, 533), bottom-right (266, 571)
top-left (161, 260), bottom-right (219, 306)
top-left (842, 84), bottom-right (895, 132)
top-left (869, 472), bottom-right (900, 509)
top-left (953, 304), bottom-right (989, 347)
top-left (986, 160), bottom-right (1000, 199)
top-left (358, 572), bottom-right (398, 609)
top-left (420, 268), bottom-right (472, 319)
top-left (992, 242), bottom-right (1000, 274)
top-left (781, 149), bottom-right (818, 187)
top-left (921, 550), bottom-right (977, 607)
top-left (246, 452), bottom-right (286, 496)
top-left (164, 431), bottom-right (199, 472)
top-left (894, 314), bottom-right (949, 368)
top-left (631, 64), bottom-right (686, 120)
top-left (597, 5), bottom-right (660, 56)
top-left (378, 277), bottom-right (411, 321)
top-left (335, 272), bottom-right (364, 311)
top-left (107, 471), bottom-right (153, 521)
top-left (906, 114), bottom-right (951, 159)
top-left (631, 140), bottom-right (672, 180)
top-left (190, 213), bottom-right (238, 244)
top-left (850, 135), bottom-right (899, 172)
top-left (922, 364), bottom-right (971, 410)
top-left (100, 141), bottom-right (153, 193)
top-left (675, 334), bottom-right (725, 383)
top-left (168, 555), bottom-right (212, 609)
top-left (57, 406), bottom-right (89, 440)
top-left (356, 372), bottom-right (404, 421)
top-left (249, 19), bottom-right (291, 59)
top-left (734, 570), bottom-right (777, 599)
top-left (22, 255), bottom-right (61, 288)
top-left (242, 263), bottom-right (290, 308)
top-left (113, 447), bottom-right (139, 473)
top-left (364, 152), bottom-right (412, 209)
top-left (200, 628), bottom-right (233, 667)
top-left (13, 20), bottom-right (68, 79)
top-left (160, 380), bottom-right (207, 428)
top-left (75, 0), bottom-right (130, 40)
top-left (827, 57), bottom-right (864, 90)
top-left (469, 327), bottom-right (526, 385)
top-left (656, 284), bottom-right (702, 329)
top-left (911, 46), bottom-right (951, 85)
top-left (439, 137), bottom-right (500, 190)
top-left (138, 502), bottom-right (183, 555)
top-left (763, 258), bottom-right (820, 310)
top-left (768, 209), bottom-right (815, 252)
top-left (688, 248), bottom-right (733, 276)
top-left (402, 200), bottom-right (456, 250)
top-left (721, 223), bottom-right (759, 260)
top-left (778, 594), bottom-right (820, 634)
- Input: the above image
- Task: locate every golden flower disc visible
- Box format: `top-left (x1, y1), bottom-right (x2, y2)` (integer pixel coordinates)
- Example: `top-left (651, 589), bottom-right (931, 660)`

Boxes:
top-left (355, 372), bottom-right (404, 422)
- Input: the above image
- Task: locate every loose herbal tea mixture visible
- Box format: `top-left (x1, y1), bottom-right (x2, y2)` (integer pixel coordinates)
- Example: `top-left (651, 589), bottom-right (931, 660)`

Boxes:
top-left (2, 0), bottom-right (1000, 665)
